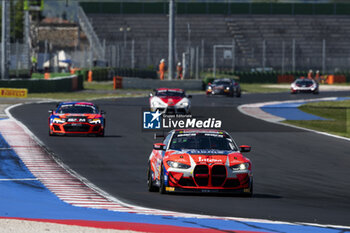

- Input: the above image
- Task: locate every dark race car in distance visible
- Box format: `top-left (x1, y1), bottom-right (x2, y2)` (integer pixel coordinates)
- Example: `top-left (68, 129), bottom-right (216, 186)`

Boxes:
top-left (291, 78), bottom-right (319, 94)
top-left (147, 129), bottom-right (253, 196)
top-left (48, 102), bottom-right (106, 136)
top-left (206, 78), bottom-right (241, 97)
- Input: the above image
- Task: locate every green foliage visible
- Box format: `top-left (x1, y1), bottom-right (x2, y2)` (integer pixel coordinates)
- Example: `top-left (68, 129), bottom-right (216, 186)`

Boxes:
top-left (0, 0), bottom-right (25, 41)
top-left (11, 0), bottom-right (24, 41)
top-left (233, 71), bottom-right (278, 83)
top-left (31, 72), bottom-right (72, 79)
top-left (202, 71), bottom-right (278, 86)
top-left (204, 70), bottom-right (350, 86)
top-left (9, 69), bottom-right (31, 79)
top-left (0, 74), bottom-right (83, 93)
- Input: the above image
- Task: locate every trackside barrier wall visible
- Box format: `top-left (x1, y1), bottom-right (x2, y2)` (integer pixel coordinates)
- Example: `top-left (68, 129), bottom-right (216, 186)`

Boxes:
top-left (80, 2), bottom-right (350, 15)
top-left (77, 68), bottom-right (157, 81)
top-left (122, 77), bottom-right (202, 90)
top-left (0, 75), bottom-right (83, 93)
top-left (8, 69), bottom-right (31, 79)
top-left (204, 71), bottom-right (350, 86)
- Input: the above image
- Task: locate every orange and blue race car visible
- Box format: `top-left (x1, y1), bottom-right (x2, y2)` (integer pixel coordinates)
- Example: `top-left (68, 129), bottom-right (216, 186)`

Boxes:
top-left (48, 102), bottom-right (106, 136)
top-left (147, 129), bottom-right (253, 196)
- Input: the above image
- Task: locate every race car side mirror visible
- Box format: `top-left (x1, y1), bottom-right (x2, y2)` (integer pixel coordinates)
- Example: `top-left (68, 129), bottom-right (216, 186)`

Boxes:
top-left (187, 95), bottom-right (192, 99)
top-left (149, 93), bottom-right (153, 97)
top-left (239, 145), bottom-right (251, 153)
top-left (153, 143), bottom-right (166, 151)
top-left (101, 110), bottom-right (106, 115)
top-left (48, 110), bottom-right (53, 114)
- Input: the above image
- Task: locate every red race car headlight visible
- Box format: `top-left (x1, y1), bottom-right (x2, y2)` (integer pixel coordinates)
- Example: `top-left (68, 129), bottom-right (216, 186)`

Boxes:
top-left (230, 163), bottom-right (249, 171)
top-left (167, 161), bottom-right (190, 169)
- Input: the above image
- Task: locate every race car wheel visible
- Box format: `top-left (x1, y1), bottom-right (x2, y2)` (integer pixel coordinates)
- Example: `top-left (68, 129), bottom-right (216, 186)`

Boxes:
top-left (97, 122), bottom-right (105, 137)
top-left (97, 129), bottom-right (105, 137)
top-left (236, 90), bottom-right (241, 98)
top-left (242, 180), bottom-right (253, 197)
top-left (49, 129), bottom-right (55, 136)
top-left (147, 164), bottom-right (158, 192)
top-left (159, 166), bottom-right (167, 194)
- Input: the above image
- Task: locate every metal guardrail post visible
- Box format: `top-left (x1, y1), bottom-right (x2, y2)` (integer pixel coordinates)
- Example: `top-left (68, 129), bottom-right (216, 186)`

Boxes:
top-left (1, 0), bottom-right (10, 80)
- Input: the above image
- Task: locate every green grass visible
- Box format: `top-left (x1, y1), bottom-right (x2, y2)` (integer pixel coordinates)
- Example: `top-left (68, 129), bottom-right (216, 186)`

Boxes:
top-left (28, 81), bottom-right (152, 100)
top-left (31, 73), bottom-right (72, 79)
top-left (240, 83), bottom-right (289, 93)
top-left (28, 91), bottom-right (147, 101)
top-left (285, 100), bottom-right (350, 138)
top-left (84, 81), bottom-right (115, 90)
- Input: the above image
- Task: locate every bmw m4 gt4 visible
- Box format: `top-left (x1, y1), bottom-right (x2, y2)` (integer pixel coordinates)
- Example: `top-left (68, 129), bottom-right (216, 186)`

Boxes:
top-left (147, 129), bottom-right (253, 196)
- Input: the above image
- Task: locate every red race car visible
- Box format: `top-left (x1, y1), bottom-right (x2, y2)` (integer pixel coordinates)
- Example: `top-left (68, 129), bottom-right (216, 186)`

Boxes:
top-left (147, 129), bottom-right (253, 196)
top-left (48, 102), bottom-right (105, 136)
top-left (149, 88), bottom-right (191, 114)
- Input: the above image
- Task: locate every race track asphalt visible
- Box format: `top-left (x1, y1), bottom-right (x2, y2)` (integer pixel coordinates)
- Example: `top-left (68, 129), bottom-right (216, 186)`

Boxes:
top-left (10, 91), bottom-right (350, 226)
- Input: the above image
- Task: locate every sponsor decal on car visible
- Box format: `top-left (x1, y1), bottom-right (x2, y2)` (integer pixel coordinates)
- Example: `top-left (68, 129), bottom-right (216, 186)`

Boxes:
top-left (197, 157), bottom-right (224, 163)
top-left (67, 118), bottom-right (86, 122)
top-left (165, 187), bottom-right (175, 192)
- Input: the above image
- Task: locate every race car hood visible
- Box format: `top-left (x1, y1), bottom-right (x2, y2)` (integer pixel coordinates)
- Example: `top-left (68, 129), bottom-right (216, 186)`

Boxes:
top-left (55, 113), bottom-right (102, 119)
top-left (158, 96), bottom-right (184, 106)
top-left (165, 149), bottom-right (247, 166)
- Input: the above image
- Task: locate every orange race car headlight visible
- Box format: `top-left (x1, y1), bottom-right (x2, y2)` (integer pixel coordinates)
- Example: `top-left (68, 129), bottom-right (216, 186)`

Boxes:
top-left (53, 118), bottom-right (66, 124)
top-left (88, 119), bottom-right (101, 124)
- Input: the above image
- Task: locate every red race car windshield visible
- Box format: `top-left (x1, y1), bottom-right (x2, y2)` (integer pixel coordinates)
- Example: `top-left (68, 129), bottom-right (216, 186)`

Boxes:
top-left (57, 105), bottom-right (98, 114)
top-left (169, 132), bottom-right (237, 151)
top-left (156, 90), bottom-right (185, 97)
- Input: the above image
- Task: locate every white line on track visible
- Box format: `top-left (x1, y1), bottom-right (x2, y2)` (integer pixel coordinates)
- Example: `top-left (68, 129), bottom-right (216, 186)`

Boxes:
top-left (237, 97), bottom-right (350, 142)
top-left (4, 101), bottom-right (350, 230)
top-left (0, 178), bottom-right (38, 181)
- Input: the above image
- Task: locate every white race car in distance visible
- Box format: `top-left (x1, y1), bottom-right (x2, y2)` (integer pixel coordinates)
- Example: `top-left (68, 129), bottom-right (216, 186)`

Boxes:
top-left (149, 88), bottom-right (191, 114)
top-left (291, 78), bottom-right (319, 94)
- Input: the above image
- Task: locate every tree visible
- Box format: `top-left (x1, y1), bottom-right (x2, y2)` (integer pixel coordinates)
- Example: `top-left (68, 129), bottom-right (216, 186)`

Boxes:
top-left (11, 0), bottom-right (25, 42)
top-left (0, 0), bottom-right (24, 42)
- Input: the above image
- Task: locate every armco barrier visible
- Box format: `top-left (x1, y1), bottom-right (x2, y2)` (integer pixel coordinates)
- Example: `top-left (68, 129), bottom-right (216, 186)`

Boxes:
top-left (122, 77), bottom-right (202, 90)
top-left (0, 75), bottom-right (83, 93)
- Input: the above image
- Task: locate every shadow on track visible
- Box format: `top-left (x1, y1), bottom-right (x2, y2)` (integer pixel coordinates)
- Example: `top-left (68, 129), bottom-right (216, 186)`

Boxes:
top-left (161, 192), bottom-right (282, 199)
